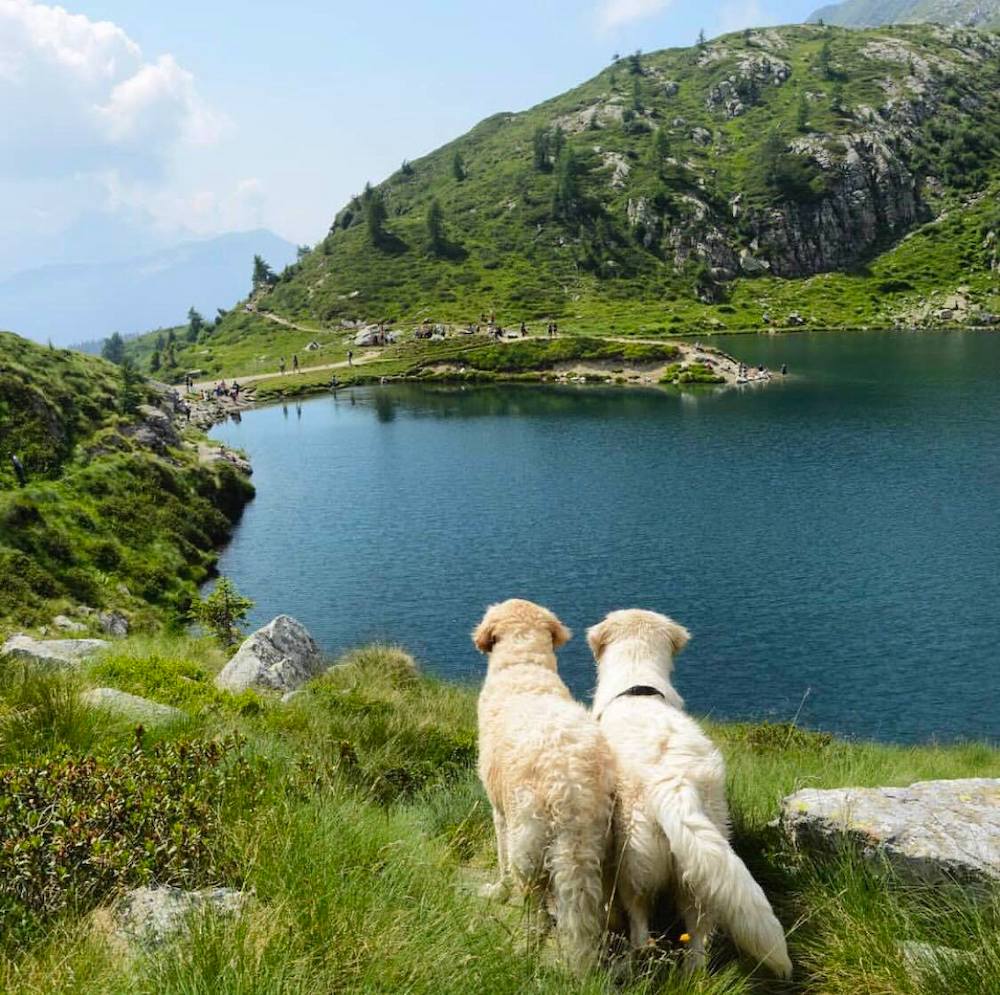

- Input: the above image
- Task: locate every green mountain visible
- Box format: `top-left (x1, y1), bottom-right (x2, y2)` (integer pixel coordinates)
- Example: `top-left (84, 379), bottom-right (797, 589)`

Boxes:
top-left (126, 24), bottom-right (999, 383)
top-left (0, 331), bottom-right (252, 630)
top-left (809, 0), bottom-right (1000, 29)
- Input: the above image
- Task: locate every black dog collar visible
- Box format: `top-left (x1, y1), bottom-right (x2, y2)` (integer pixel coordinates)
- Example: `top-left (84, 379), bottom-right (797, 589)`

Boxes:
top-left (598, 685), bottom-right (666, 719)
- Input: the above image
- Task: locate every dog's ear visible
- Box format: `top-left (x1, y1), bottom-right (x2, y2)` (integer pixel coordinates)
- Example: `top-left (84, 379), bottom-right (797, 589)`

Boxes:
top-left (547, 613), bottom-right (571, 649)
top-left (586, 619), bottom-right (608, 660)
top-left (664, 620), bottom-right (691, 655)
top-left (472, 610), bottom-right (497, 654)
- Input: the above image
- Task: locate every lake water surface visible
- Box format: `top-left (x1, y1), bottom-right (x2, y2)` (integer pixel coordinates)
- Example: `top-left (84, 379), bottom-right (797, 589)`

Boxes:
top-left (213, 331), bottom-right (1000, 744)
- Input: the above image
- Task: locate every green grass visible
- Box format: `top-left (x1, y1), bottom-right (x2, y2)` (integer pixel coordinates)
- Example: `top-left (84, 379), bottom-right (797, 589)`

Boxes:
top-left (0, 332), bottom-right (253, 633)
top-left (0, 637), bottom-right (995, 994)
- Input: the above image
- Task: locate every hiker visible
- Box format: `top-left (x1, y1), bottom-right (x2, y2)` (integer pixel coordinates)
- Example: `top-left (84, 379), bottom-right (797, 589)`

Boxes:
top-left (781, 363), bottom-right (788, 376)
top-left (552, 321), bottom-right (558, 337)
top-left (11, 454), bottom-right (26, 487)
top-left (520, 321), bottom-right (527, 337)
top-left (293, 354), bottom-right (299, 373)
top-left (183, 403), bottom-right (191, 422)
top-left (348, 350), bottom-right (353, 366)
top-left (279, 358), bottom-right (286, 375)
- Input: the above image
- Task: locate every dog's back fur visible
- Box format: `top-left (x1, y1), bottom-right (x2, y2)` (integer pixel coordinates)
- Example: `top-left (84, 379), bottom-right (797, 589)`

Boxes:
top-left (589, 609), bottom-right (792, 979)
top-left (475, 600), bottom-right (615, 974)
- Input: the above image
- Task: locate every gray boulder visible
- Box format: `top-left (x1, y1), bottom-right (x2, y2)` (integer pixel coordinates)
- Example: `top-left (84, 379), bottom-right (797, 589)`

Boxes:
top-left (81, 688), bottom-right (184, 725)
top-left (53, 614), bottom-right (87, 633)
top-left (1, 633), bottom-right (108, 668)
top-left (98, 610), bottom-right (130, 637)
top-left (781, 778), bottom-right (1000, 885)
top-left (215, 615), bottom-right (324, 694)
top-left (106, 886), bottom-right (248, 950)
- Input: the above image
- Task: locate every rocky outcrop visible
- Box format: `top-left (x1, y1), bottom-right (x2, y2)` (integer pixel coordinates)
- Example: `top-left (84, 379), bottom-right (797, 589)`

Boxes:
top-left (81, 688), bottom-right (184, 724)
top-left (707, 53), bottom-right (790, 118)
top-left (749, 131), bottom-right (920, 277)
top-left (102, 886), bottom-right (249, 951)
top-left (126, 404), bottom-right (180, 455)
top-left (2, 633), bottom-right (108, 668)
top-left (781, 778), bottom-right (1000, 885)
top-left (215, 615), bottom-right (325, 694)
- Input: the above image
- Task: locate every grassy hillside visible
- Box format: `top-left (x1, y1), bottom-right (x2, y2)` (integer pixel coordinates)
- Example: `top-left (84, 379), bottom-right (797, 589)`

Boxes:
top-left (0, 638), bottom-right (996, 994)
top-left (0, 331), bottom-right (252, 632)
top-left (809, 0), bottom-right (1000, 29)
top-left (122, 23), bottom-right (1000, 384)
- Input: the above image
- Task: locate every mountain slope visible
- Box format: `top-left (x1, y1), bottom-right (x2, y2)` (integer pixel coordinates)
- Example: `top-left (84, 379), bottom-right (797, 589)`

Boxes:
top-left (216, 24), bottom-right (998, 342)
top-left (0, 231), bottom-right (297, 348)
top-left (0, 330), bottom-right (252, 629)
top-left (809, 0), bottom-right (1000, 28)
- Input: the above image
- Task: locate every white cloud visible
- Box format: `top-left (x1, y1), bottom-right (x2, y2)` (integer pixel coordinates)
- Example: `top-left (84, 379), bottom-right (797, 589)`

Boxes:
top-left (597, 0), bottom-right (674, 31)
top-left (0, 0), bottom-right (222, 179)
top-left (103, 172), bottom-right (267, 236)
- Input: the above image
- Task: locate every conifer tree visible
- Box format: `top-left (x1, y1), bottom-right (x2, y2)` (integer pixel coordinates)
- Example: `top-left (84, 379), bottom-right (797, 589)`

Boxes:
top-left (101, 332), bottom-right (125, 365)
top-left (186, 307), bottom-right (204, 343)
top-left (452, 150), bottom-right (466, 181)
top-left (426, 198), bottom-right (446, 253)
top-left (364, 188), bottom-right (389, 246)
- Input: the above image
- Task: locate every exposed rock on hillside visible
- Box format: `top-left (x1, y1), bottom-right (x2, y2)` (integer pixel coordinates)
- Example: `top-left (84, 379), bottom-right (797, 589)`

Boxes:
top-left (81, 688), bottom-right (184, 725)
top-left (1, 634), bottom-right (108, 668)
top-left (215, 615), bottom-right (324, 694)
top-left (781, 778), bottom-right (1000, 884)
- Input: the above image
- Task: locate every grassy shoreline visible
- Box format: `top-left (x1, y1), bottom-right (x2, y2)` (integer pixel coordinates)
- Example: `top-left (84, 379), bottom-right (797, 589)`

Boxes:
top-left (0, 636), bottom-right (996, 994)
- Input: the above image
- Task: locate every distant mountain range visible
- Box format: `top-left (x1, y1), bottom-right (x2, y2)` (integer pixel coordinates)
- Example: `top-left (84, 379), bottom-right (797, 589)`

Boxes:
top-left (0, 230), bottom-right (298, 347)
top-left (809, 0), bottom-right (1000, 28)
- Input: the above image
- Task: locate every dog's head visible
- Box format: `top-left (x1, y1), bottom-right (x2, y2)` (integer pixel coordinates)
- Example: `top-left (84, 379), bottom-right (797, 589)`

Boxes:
top-left (472, 599), bottom-right (571, 655)
top-left (586, 609), bottom-right (690, 669)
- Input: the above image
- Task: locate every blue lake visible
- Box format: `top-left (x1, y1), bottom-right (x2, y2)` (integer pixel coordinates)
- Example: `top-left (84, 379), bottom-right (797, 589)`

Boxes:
top-left (213, 330), bottom-right (1000, 744)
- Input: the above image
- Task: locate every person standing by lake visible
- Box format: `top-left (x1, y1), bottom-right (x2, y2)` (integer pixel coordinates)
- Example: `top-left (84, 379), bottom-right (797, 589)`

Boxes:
top-left (348, 350), bottom-right (353, 367)
top-left (11, 455), bottom-right (26, 487)
top-left (279, 358), bottom-right (286, 375)
top-left (293, 354), bottom-right (300, 373)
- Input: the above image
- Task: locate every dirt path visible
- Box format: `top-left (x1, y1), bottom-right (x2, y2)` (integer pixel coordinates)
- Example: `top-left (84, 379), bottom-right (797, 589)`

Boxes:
top-left (191, 350), bottom-right (385, 392)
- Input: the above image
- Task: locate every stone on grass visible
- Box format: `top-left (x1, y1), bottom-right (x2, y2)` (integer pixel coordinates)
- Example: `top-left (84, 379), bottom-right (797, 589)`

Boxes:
top-left (781, 778), bottom-right (1000, 885)
top-left (53, 614), bottom-right (87, 633)
top-left (215, 615), bottom-right (324, 694)
top-left (1, 633), bottom-right (108, 668)
top-left (104, 886), bottom-right (248, 951)
top-left (98, 610), bottom-right (130, 637)
top-left (81, 688), bottom-right (183, 725)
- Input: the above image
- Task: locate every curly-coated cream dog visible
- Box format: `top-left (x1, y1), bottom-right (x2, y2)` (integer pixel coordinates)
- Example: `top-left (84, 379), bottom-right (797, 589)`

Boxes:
top-left (588, 609), bottom-right (791, 978)
top-left (474, 599), bottom-right (615, 974)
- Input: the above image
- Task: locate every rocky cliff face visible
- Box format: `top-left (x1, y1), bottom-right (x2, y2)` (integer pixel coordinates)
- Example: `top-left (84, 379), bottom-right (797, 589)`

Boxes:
top-left (809, 0), bottom-right (1000, 29)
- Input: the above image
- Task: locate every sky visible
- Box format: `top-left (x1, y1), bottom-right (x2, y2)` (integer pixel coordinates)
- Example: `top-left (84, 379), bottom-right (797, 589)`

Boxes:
top-left (0, 0), bottom-right (821, 273)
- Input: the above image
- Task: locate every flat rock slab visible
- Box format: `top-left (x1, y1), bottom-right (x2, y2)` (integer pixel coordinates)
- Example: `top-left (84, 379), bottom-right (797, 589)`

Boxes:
top-left (106, 886), bottom-right (248, 950)
top-left (2, 633), bottom-right (109, 668)
top-left (215, 615), bottom-right (324, 694)
top-left (81, 688), bottom-right (184, 725)
top-left (781, 778), bottom-right (1000, 885)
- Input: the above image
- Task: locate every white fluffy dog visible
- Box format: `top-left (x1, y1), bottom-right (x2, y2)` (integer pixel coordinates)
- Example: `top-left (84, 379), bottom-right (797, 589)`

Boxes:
top-left (474, 599), bottom-right (615, 974)
top-left (588, 609), bottom-right (792, 978)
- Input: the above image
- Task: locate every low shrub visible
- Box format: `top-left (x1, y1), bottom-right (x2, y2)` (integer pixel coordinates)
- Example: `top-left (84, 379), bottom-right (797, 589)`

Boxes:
top-left (0, 734), bottom-right (261, 943)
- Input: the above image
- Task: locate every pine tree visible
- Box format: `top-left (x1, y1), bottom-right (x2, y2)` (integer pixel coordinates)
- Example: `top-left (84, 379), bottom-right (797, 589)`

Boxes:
top-left (818, 39), bottom-right (833, 79)
top-left (191, 577), bottom-right (254, 649)
top-left (698, 28), bottom-right (706, 48)
top-left (651, 127), bottom-right (670, 172)
top-left (796, 93), bottom-right (810, 132)
top-left (101, 332), bottom-right (125, 365)
top-left (118, 358), bottom-right (143, 414)
top-left (452, 150), bottom-right (466, 181)
top-left (186, 307), bottom-right (204, 343)
top-left (149, 349), bottom-right (161, 373)
top-left (252, 255), bottom-right (275, 291)
top-left (426, 198), bottom-right (446, 253)
top-left (364, 188), bottom-right (389, 246)
top-left (532, 127), bottom-right (551, 171)
top-left (632, 76), bottom-right (643, 113)
top-left (552, 147), bottom-right (582, 221)
top-left (627, 50), bottom-right (642, 75)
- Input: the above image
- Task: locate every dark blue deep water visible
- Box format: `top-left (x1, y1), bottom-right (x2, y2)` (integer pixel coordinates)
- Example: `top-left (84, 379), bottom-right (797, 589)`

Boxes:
top-left (213, 331), bottom-right (1000, 744)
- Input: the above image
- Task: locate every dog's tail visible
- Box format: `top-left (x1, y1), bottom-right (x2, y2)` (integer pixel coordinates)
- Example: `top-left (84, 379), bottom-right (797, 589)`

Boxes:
top-left (651, 781), bottom-right (792, 978)
top-left (547, 815), bottom-right (608, 975)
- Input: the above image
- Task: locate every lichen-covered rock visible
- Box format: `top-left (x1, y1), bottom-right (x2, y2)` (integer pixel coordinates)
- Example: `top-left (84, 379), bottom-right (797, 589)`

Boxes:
top-left (781, 778), bottom-right (1000, 885)
top-left (2, 633), bottom-right (108, 668)
top-left (215, 615), bottom-right (324, 694)
top-left (81, 688), bottom-right (184, 724)
top-left (105, 886), bottom-right (248, 950)
top-left (53, 614), bottom-right (86, 633)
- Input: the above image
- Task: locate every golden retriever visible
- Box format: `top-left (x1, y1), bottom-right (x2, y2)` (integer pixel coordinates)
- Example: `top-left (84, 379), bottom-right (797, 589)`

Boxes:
top-left (588, 609), bottom-right (792, 978)
top-left (474, 599), bottom-right (615, 974)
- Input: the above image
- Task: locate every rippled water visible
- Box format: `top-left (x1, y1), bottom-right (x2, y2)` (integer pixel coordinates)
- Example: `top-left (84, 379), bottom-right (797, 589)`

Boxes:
top-left (212, 330), bottom-right (1000, 744)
